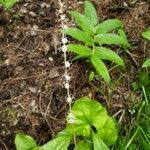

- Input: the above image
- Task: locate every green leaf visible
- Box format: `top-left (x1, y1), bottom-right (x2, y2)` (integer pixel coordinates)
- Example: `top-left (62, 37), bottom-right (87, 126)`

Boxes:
top-left (84, 1), bottom-right (97, 26)
top-left (67, 44), bottom-right (92, 56)
top-left (89, 71), bottom-right (95, 82)
top-left (68, 11), bottom-right (94, 35)
top-left (72, 97), bottom-right (109, 130)
top-left (95, 47), bottom-right (125, 67)
top-left (64, 28), bottom-right (93, 45)
top-left (66, 123), bottom-right (91, 137)
top-left (91, 54), bottom-right (110, 83)
top-left (142, 58), bottom-right (150, 68)
top-left (92, 132), bottom-right (109, 150)
top-left (0, 0), bottom-right (17, 9)
top-left (142, 29), bottom-right (150, 40)
top-left (74, 140), bottom-right (92, 150)
top-left (94, 33), bottom-right (128, 46)
top-left (96, 19), bottom-right (123, 34)
top-left (15, 133), bottom-right (37, 150)
top-left (40, 130), bottom-right (72, 150)
top-left (97, 117), bottom-right (118, 146)
top-left (118, 29), bottom-right (130, 48)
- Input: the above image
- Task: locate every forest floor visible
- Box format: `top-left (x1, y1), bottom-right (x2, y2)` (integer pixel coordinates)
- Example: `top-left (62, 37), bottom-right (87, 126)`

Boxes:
top-left (0, 0), bottom-right (150, 149)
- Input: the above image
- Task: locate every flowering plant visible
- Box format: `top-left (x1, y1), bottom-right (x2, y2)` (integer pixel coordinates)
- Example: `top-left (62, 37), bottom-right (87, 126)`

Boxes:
top-left (15, 98), bottom-right (117, 150)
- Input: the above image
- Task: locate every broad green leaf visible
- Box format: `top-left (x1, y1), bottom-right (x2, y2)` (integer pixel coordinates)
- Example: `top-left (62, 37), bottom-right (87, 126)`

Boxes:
top-left (15, 133), bottom-right (37, 150)
top-left (66, 123), bottom-right (91, 137)
top-left (142, 58), bottom-right (150, 68)
top-left (96, 19), bottom-right (123, 34)
top-left (94, 33), bottom-right (128, 46)
top-left (92, 132), bottom-right (109, 150)
top-left (97, 117), bottom-right (118, 146)
top-left (142, 29), bottom-right (150, 40)
top-left (68, 11), bottom-right (94, 35)
top-left (74, 140), bottom-right (92, 150)
top-left (95, 47), bottom-right (125, 67)
top-left (40, 130), bottom-right (72, 150)
top-left (118, 29), bottom-right (130, 48)
top-left (64, 28), bottom-right (93, 45)
top-left (91, 54), bottom-right (110, 83)
top-left (84, 1), bottom-right (97, 26)
top-left (72, 97), bottom-right (108, 130)
top-left (67, 44), bottom-right (92, 56)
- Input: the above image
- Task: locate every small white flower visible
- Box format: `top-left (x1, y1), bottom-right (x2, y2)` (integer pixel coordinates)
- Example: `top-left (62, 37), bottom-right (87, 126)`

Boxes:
top-left (67, 112), bottom-right (75, 124)
top-left (62, 37), bottom-right (68, 44)
top-left (65, 75), bottom-right (71, 81)
top-left (64, 83), bottom-right (70, 89)
top-left (62, 45), bottom-right (67, 52)
top-left (65, 61), bottom-right (71, 68)
top-left (66, 96), bottom-right (72, 103)
top-left (61, 15), bottom-right (65, 20)
top-left (68, 118), bottom-right (75, 124)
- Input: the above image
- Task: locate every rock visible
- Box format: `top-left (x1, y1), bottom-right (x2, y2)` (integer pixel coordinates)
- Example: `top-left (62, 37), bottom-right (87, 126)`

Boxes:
top-left (28, 86), bottom-right (37, 93)
top-left (48, 68), bottom-right (59, 79)
top-left (15, 66), bottom-right (23, 74)
top-left (31, 24), bottom-right (39, 36)
top-left (29, 11), bottom-right (37, 17)
top-left (48, 57), bottom-right (53, 62)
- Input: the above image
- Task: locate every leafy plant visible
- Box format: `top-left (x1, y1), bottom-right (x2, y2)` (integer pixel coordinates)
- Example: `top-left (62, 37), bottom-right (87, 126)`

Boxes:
top-left (65, 1), bottom-right (130, 83)
top-left (142, 28), bottom-right (150, 40)
top-left (15, 97), bottom-right (117, 150)
top-left (142, 58), bottom-right (150, 68)
top-left (0, 0), bottom-right (17, 9)
top-left (142, 28), bottom-right (150, 68)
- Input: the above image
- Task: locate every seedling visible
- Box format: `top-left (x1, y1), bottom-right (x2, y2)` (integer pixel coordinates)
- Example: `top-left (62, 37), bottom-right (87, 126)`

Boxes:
top-left (15, 98), bottom-right (117, 150)
top-left (0, 0), bottom-right (17, 9)
top-left (64, 1), bottom-right (130, 83)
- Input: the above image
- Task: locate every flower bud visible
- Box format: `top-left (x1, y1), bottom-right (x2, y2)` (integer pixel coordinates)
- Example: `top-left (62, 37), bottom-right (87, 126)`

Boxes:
top-left (65, 61), bottom-right (71, 68)
top-left (62, 37), bottom-right (68, 44)
top-left (62, 45), bottom-right (67, 52)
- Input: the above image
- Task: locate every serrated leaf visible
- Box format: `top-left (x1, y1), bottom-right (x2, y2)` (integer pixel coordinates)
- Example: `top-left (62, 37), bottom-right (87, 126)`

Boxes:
top-left (67, 44), bottom-right (92, 56)
top-left (142, 29), bottom-right (150, 40)
top-left (40, 131), bottom-right (72, 150)
top-left (94, 33), bottom-right (128, 46)
top-left (93, 132), bottom-right (109, 150)
top-left (142, 58), bottom-right (150, 68)
top-left (96, 19), bottom-right (123, 34)
top-left (91, 54), bottom-right (110, 83)
top-left (15, 133), bottom-right (37, 150)
top-left (97, 117), bottom-right (118, 146)
top-left (72, 97), bottom-right (109, 130)
top-left (68, 11), bottom-right (94, 35)
top-left (84, 1), bottom-right (97, 26)
top-left (95, 47), bottom-right (125, 67)
top-left (64, 28), bottom-right (93, 45)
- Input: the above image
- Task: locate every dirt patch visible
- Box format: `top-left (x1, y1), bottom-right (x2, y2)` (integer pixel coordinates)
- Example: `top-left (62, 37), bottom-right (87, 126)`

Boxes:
top-left (0, 0), bottom-right (149, 149)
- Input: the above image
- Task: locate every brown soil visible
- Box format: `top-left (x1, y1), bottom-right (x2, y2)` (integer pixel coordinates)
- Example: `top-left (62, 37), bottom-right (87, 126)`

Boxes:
top-left (0, 0), bottom-right (149, 149)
